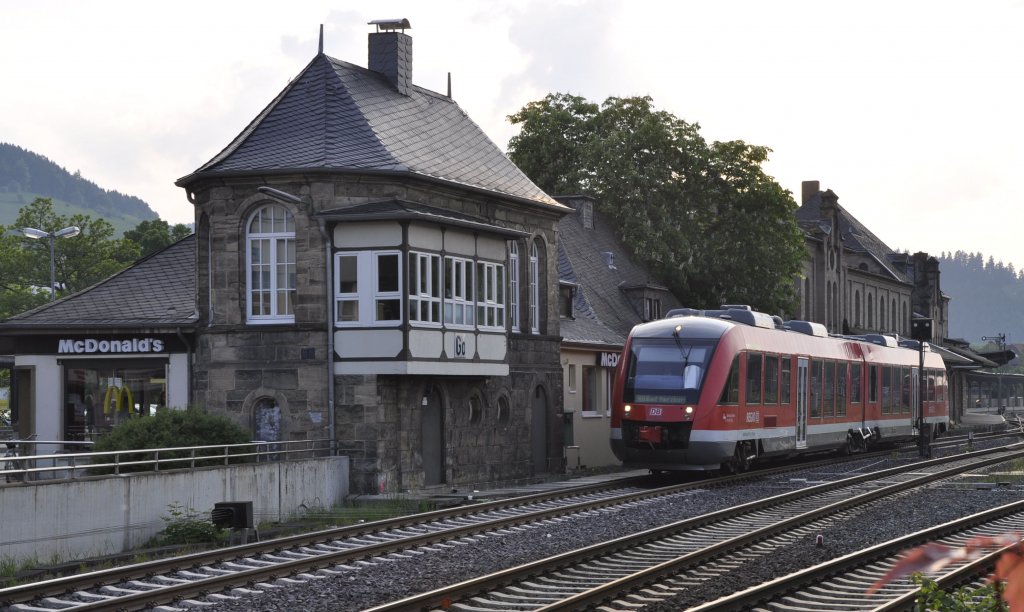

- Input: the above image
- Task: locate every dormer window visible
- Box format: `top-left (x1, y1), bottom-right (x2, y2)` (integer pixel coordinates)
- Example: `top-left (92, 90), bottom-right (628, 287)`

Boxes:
top-left (643, 297), bottom-right (661, 321)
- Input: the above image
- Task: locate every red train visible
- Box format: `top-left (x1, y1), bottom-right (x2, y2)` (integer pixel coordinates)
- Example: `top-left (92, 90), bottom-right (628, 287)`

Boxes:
top-left (610, 306), bottom-right (949, 472)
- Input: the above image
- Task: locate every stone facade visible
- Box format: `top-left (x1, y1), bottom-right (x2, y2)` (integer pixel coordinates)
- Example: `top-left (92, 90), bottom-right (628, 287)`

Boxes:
top-left (187, 173), bottom-right (565, 493)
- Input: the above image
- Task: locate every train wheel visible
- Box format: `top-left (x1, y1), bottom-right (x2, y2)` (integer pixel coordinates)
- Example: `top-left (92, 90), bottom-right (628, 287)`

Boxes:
top-left (722, 442), bottom-right (752, 474)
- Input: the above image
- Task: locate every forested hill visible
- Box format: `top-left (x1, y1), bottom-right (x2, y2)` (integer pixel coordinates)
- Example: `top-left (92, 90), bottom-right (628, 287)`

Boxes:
top-left (0, 142), bottom-right (157, 232)
top-left (940, 250), bottom-right (1024, 344)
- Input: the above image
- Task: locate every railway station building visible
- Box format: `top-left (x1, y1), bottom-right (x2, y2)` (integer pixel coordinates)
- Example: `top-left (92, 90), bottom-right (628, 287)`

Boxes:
top-left (795, 180), bottom-right (1000, 421)
top-left (0, 21), bottom-right (572, 493)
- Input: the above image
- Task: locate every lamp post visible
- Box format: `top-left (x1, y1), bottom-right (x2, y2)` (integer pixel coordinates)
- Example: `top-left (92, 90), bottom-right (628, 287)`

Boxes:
top-left (21, 225), bottom-right (81, 301)
top-left (982, 333), bottom-right (1007, 412)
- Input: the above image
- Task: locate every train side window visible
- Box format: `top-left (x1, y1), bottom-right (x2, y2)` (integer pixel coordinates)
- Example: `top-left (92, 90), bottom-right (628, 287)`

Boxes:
top-left (837, 362), bottom-right (847, 417)
top-left (882, 366), bottom-right (892, 415)
top-left (780, 358), bottom-right (792, 405)
top-left (810, 360), bottom-right (822, 418)
top-left (927, 369), bottom-right (936, 401)
top-left (850, 363), bottom-right (862, 404)
top-left (764, 356), bottom-right (779, 404)
top-left (720, 355), bottom-right (740, 404)
top-left (746, 353), bottom-right (763, 404)
top-left (823, 361), bottom-right (836, 418)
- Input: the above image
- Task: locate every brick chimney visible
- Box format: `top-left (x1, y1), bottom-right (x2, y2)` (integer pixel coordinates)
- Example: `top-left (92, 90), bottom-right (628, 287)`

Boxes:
top-left (368, 19), bottom-right (412, 96)
top-left (801, 180), bottom-right (820, 205)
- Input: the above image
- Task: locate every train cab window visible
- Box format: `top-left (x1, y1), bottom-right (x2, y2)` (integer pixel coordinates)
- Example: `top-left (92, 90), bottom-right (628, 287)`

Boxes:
top-left (764, 356), bottom-right (779, 404)
top-left (624, 338), bottom-right (716, 405)
top-left (746, 353), bottom-right (763, 404)
top-left (823, 361), bottom-right (836, 418)
top-left (882, 366), bottom-right (893, 415)
top-left (850, 363), bottom-right (862, 404)
top-left (810, 360), bottom-right (822, 418)
top-left (720, 355), bottom-right (740, 405)
top-left (780, 358), bottom-right (792, 405)
top-left (836, 362), bottom-right (847, 417)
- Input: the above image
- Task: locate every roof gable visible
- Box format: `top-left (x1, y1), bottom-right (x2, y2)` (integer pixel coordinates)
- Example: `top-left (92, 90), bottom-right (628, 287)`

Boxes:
top-left (179, 54), bottom-right (562, 209)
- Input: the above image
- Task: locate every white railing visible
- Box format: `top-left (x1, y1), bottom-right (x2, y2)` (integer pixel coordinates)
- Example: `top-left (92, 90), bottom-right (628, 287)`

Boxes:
top-left (1, 439), bottom-right (334, 483)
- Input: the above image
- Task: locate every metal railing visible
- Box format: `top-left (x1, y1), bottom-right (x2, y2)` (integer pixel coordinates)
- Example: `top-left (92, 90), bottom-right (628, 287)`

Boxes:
top-left (0, 438), bottom-right (334, 483)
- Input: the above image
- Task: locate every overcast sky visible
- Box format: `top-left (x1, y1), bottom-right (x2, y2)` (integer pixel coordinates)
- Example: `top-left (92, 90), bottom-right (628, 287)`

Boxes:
top-left (2, 1), bottom-right (1022, 269)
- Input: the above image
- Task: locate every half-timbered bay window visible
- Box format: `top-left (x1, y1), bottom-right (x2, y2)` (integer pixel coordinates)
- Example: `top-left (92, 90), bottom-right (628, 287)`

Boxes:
top-left (334, 251), bottom-right (402, 326)
top-left (408, 252), bottom-right (441, 325)
top-left (247, 204), bottom-right (296, 323)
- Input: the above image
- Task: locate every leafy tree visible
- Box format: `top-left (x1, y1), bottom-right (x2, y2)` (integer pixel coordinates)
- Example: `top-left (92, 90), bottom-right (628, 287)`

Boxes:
top-left (508, 93), bottom-right (806, 314)
top-left (0, 198), bottom-right (140, 318)
top-left (123, 219), bottom-right (193, 258)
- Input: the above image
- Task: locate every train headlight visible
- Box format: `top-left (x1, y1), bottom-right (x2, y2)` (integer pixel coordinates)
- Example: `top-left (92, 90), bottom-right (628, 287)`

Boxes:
top-left (624, 405), bottom-right (632, 414)
top-left (685, 406), bottom-right (694, 414)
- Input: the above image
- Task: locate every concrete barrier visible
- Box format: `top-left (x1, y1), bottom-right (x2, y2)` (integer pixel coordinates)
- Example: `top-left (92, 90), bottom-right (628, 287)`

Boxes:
top-left (0, 456), bottom-right (349, 563)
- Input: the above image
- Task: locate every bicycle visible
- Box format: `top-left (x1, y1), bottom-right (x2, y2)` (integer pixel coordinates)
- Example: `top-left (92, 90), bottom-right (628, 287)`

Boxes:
top-left (3, 434), bottom-right (37, 483)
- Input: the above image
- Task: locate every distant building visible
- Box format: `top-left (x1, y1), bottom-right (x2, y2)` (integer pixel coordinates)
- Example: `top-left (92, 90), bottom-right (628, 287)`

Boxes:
top-left (795, 180), bottom-right (949, 341)
top-left (556, 195), bottom-right (681, 469)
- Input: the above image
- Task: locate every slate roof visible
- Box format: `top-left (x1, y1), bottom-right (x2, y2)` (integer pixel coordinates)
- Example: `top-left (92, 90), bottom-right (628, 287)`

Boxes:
top-left (796, 188), bottom-right (911, 284)
top-left (557, 197), bottom-right (681, 348)
top-left (0, 235), bottom-right (197, 331)
top-left (177, 53), bottom-right (563, 210)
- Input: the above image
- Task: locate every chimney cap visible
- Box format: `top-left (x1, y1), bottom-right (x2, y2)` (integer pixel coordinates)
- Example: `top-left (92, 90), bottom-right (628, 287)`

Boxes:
top-left (369, 18), bottom-right (411, 32)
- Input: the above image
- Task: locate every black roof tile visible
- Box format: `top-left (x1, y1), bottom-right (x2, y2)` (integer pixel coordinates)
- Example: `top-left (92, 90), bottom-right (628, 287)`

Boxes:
top-left (178, 55), bottom-right (562, 210)
top-left (0, 236), bottom-right (196, 331)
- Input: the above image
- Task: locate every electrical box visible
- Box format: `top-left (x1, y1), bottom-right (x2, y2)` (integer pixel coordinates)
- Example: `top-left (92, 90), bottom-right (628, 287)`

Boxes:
top-left (212, 501), bottom-right (254, 529)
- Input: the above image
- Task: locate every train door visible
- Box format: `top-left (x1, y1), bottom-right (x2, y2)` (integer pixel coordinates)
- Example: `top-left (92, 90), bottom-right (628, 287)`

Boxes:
top-left (796, 357), bottom-right (808, 448)
top-left (421, 386), bottom-right (445, 486)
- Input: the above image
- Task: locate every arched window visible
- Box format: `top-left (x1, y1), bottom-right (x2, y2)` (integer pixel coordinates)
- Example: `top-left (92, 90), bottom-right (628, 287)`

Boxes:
top-left (867, 295), bottom-right (874, 328)
top-left (529, 241), bottom-right (540, 334)
top-left (509, 241), bottom-right (520, 332)
top-left (891, 299), bottom-right (897, 332)
top-left (879, 297), bottom-right (886, 331)
top-left (246, 204), bottom-right (296, 323)
top-left (854, 290), bottom-right (861, 327)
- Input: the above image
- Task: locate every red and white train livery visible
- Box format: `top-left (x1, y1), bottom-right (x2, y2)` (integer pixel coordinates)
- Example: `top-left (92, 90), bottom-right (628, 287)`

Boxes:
top-left (610, 307), bottom-right (948, 472)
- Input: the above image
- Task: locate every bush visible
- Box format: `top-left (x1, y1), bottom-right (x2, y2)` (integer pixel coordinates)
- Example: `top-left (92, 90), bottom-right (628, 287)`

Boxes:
top-left (152, 502), bottom-right (226, 547)
top-left (90, 408), bottom-right (253, 473)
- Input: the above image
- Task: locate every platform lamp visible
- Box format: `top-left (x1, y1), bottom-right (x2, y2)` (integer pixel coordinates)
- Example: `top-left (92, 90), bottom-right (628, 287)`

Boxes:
top-left (21, 225), bottom-right (81, 301)
top-left (911, 317), bottom-right (933, 458)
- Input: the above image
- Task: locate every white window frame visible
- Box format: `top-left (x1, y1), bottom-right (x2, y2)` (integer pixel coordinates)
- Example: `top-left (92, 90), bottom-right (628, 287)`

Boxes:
top-left (408, 251), bottom-right (442, 327)
top-left (246, 204), bottom-right (296, 324)
top-left (509, 241), bottom-right (520, 332)
top-left (476, 261), bottom-right (506, 330)
top-left (333, 250), bottom-right (403, 327)
top-left (444, 256), bottom-right (475, 328)
top-left (529, 241), bottom-right (540, 334)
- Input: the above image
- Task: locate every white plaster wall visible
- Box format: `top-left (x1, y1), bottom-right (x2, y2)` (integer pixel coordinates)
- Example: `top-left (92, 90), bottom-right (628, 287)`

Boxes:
top-left (443, 229), bottom-right (475, 255)
top-left (0, 456), bottom-right (349, 562)
top-left (15, 355), bottom-right (61, 453)
top-left (334, 222), bottom-right (401, 248)
top-left (409, 330), bottom-right (443, 358)
top-left (167, 353), bottom-right (189, 409)
top-left (408, 225), bottom-right (443, 250)
top-left (476, 235), bottom-right (506, 260)
top-left (335, 330), bottom-right (403, 358)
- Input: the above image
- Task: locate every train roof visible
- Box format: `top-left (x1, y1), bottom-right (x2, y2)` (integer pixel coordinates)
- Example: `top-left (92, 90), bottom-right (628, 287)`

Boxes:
top-left (634, 305), bottom-right (939, 360)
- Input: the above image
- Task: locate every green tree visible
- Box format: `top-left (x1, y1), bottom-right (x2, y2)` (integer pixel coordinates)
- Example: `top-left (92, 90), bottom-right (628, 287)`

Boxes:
top-left (508, 93), bottom-right (806, 314)
top-left (123, 219), bottom-right (192, 258)
top-left (0, 198), bottom-right (141, 318)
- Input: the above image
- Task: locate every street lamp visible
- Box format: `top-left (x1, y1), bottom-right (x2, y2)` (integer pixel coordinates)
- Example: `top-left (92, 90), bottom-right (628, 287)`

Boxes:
top-left (21, 225), bottom-right (81, 301)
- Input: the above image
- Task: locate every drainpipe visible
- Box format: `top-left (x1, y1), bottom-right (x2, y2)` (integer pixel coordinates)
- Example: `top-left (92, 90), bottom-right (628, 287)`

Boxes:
top-left (317, 217), bottom-right (336, 455)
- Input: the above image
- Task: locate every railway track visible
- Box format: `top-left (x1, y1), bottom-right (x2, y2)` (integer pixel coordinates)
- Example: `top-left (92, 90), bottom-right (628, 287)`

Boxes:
top-left (364, 443), bottom-right (1024, 611)
top-left (1, 431), bottom-right (1016, 611)
top-left (690, 499), bottom-right (1024, 611)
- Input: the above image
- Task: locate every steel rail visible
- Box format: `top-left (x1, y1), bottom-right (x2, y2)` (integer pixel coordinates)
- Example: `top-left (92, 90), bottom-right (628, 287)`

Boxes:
top-left (365, 444), bottom-right (1024, 611)
top-left (689, 499), bottom-right (1024, 611)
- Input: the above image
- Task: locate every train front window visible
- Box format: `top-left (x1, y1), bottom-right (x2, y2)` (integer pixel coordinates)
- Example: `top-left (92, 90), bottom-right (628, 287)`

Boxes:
top-left (624, 339), bottom-right (716, 404)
